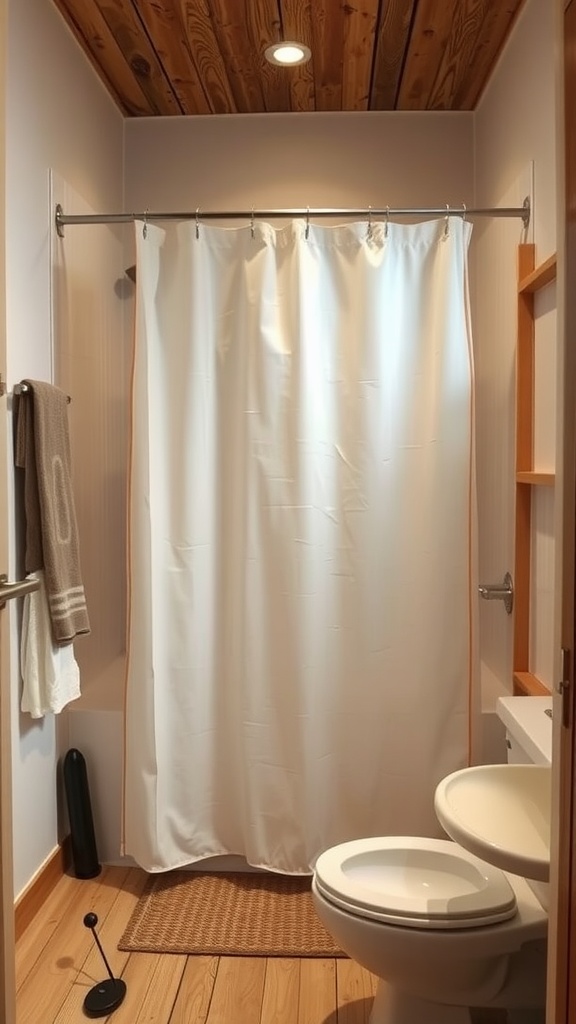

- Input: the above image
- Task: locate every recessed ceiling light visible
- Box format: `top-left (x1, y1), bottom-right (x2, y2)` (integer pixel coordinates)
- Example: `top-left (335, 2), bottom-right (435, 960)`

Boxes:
top-left (264, 41), bottom-right (312, 67)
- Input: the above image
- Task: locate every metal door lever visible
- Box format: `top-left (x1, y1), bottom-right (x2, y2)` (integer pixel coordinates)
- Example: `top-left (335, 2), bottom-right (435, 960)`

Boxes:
top-left (0, 573), bottom-right (40, 608)
top-left (478, 572), bottom-right (514, 614)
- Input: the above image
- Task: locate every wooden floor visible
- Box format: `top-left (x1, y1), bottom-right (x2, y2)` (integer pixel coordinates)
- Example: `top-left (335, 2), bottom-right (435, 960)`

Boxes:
top-left (15, 864), bottom-right (509, 1024)
top-left (15, 864), bottom-right (379, 1024)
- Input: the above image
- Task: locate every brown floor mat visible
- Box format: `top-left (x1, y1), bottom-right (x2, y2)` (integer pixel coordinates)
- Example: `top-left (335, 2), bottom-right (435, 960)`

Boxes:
top-left (118, 870), bottom-right (346, 957)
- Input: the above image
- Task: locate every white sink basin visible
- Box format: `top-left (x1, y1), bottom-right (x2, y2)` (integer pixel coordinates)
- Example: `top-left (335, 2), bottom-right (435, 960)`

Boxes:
top-left (434, 764), bottom-right (551, 882)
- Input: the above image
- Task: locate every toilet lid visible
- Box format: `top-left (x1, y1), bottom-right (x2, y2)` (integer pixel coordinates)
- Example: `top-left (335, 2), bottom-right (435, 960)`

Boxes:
top-left (313, 837), bottom-right (517, 930)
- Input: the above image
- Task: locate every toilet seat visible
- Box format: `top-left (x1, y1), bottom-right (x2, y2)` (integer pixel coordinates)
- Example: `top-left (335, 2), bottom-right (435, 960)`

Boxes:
top-left (313, 837), bottom-right (517, 930)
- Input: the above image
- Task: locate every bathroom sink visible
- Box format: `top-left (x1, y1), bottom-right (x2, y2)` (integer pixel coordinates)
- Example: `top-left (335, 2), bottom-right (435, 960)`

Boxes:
top-left (434, 764), bottom-right (551, 882)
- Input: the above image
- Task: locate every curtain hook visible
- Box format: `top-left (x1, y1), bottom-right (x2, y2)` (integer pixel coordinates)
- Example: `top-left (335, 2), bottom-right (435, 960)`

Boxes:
top-left (444, 204), bottom-right (450, 238)
top-left (385, 206), bottom-right (390, 239)
top-left (305, 207), bottom-right (310, 240)
top-left (461, 202), bottom-right (467, 222)
top-left (143, 209), bottom-right (148, 240)
top-left (366, 205), bottom-right (373, 241)
top-left (196, 207), bottom-right (200, 240)
top-left (251, 207), bottom-right (255, 240)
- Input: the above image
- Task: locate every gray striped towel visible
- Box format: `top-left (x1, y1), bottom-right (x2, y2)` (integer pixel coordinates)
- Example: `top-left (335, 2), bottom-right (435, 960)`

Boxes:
top-left (15, 380), bottom-right (90, 644)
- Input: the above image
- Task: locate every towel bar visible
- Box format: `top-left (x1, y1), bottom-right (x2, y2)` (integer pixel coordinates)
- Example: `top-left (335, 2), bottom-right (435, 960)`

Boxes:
top-left (14, 382), bottom-right (71, 402)
top-left (0, 574), bottom-right (40, 608)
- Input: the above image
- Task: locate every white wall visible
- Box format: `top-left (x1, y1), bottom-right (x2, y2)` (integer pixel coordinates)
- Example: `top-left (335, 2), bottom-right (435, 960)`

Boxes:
top-left (472, 11), bottom-right (560, 1011)
top-left (52, 180), bottom-right (130, 714)
top-left (124, 110), bottom-right (473, 215)
top-left (475, 0), bottom-right (557, 258)
top-left (6, 0), bottom-right (124, 897)
top-left (473, 0), bottom-right (557, 727)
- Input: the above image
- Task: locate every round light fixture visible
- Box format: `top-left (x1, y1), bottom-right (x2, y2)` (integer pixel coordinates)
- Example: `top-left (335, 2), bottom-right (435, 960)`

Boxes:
top-left (264, 41), bottom-right (312, 67)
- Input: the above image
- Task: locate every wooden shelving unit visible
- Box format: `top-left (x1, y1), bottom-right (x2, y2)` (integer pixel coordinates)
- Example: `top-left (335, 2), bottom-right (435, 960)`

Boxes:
top-left (518, 253), bottom-right (557, 294)
top-left (513, 245), bottom-right (556, 697)
top-left (515, 471), bottom-right (555, 486)
top-left (513, 671), bottom-right (552, 697)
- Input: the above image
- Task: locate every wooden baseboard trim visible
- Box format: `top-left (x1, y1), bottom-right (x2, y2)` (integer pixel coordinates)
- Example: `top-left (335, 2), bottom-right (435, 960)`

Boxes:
top-left (14, 836), bottom-right (71, 941)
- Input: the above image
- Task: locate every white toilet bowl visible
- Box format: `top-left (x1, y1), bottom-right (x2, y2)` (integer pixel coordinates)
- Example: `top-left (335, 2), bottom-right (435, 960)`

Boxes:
top-left (312, 836), bottom-right (547, 1024)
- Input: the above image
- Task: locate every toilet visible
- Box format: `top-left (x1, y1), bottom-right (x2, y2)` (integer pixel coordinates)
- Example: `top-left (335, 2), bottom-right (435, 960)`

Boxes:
top-left (312, 698), bottom-right (552, 1024)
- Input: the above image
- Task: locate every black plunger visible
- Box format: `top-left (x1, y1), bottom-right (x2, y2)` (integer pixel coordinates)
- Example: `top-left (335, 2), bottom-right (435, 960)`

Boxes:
top-left (63, 748), bottom-right (101, 879)
top-left (82, 913), bottom-right (127, 1018)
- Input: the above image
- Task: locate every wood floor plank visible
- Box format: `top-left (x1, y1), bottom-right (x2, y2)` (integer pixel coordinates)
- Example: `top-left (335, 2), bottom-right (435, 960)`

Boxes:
top-left (99, 952), bottom-right (161, 1023)
top-left (170, 956), bottom-right (219, 1024)
top-left (298, 959), bottom-right (337, 1024)
top-left (15, 868), bottom-right (113, 990)
top-left (16, 866), bottom-right (131, 1024)
top-left (52, 867), bottom-right (149, 1022)
top-left (205, 957), bottom-right (267, 1024)
top-left (16, 872), bottom-right (80, 989)
top-left (260, 958), bottom-right (301, 1024)
top-left (336, 960), bottom-right (375, 1024)
top-left (15, 868), bottom-right (367, 1024)
top-left (130, 953), bottom-right (188, 1022)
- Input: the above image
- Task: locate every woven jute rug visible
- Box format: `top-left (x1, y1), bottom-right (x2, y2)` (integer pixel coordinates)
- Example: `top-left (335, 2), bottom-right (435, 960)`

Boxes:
top-left (118, 870), bottom-right (345, 957)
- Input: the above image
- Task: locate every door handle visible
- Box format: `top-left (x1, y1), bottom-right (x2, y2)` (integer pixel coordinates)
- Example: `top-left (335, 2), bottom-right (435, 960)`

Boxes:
top-left (558, 647), bottom-right (571, 729)
top-left (0, 573), bottom-right (40, 608)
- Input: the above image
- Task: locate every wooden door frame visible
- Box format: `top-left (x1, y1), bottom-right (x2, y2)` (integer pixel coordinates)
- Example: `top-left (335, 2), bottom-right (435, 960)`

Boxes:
top-left (558, 3), bottom-right (576, 1021)
top-left (0, 0), bottom-right (16, 1019)
top-left (0, 621), bottom-right (16, 1023)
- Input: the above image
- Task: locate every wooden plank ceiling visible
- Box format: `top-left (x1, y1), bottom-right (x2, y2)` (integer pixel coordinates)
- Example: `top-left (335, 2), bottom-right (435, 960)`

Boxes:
top-left (51, 0), bottom-right (527, 117)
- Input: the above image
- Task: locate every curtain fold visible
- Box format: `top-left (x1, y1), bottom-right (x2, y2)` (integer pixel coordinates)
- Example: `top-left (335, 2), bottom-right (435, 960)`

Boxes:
top-left (124, 216), bottom-right (476, 874)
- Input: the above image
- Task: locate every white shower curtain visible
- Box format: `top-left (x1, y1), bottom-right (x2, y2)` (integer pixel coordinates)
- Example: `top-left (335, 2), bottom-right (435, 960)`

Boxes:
top-left (124, 216), bottom-right (476, 874)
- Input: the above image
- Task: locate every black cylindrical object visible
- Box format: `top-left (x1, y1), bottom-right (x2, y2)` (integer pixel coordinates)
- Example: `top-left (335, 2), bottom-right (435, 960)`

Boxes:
top-left (63, 748), bottom-right (101, 879)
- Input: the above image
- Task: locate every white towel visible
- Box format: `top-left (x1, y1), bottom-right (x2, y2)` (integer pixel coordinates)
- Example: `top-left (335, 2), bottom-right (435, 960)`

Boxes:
top-left (20, 571), bottom-right (81, 718)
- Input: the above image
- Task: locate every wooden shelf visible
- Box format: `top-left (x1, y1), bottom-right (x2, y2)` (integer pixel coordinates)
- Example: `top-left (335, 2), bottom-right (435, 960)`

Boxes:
top-left (518, 253), bottom-right (557, 294)
top-left (516, 471), bottom-right (555, 486)
top-left (513, 672), bottom-right (552, 697)
top-left (513, 246), bottom-right (557, 698)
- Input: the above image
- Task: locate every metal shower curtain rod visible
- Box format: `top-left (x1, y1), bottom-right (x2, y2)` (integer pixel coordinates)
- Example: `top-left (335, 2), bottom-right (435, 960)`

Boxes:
top-left (54, 198), bottom-right (531, 236)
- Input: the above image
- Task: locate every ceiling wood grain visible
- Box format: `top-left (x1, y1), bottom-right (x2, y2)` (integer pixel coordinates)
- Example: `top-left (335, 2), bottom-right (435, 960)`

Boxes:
top-left (371, 0), bottom-right (417, 111)
top-left (131, 0), bottom-right (213, 115)
top-left (281, 0), bottom-right (315, 111)
top-left (50, 0), bottom-right (528, 116)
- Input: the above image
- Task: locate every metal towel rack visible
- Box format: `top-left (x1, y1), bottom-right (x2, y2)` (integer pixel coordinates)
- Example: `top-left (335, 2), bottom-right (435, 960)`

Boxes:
top-left (14, 382), bottom-right (71, 402)
top-left (0, 574), bottom-right (40, 608)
